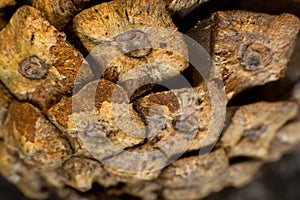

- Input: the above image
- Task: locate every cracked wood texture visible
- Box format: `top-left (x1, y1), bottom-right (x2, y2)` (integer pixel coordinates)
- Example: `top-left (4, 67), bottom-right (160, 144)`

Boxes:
top-left (0, 0), bottom-right (300, 200)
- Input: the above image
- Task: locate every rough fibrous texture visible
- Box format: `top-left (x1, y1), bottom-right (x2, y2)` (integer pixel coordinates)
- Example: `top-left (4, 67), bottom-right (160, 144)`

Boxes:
top-left (73, 0), bottom-right (189, 91)
top-left (187, 11), bottom-right (300, 100)
top-left (28, 0), bottom-right (102, 30)
top-left (0, 6), bottom-right (93, 110)
top-left (0, 1), bottom-right (300, 200)
top-left (3, 102), bottom-right (72, 167)
top-left (28, 0), bottom-right (209, 30)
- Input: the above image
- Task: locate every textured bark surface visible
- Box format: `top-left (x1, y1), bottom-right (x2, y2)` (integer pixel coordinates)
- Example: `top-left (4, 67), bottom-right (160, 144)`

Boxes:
top-left (187, 11), bottom-right (300, 100)
top-left (0, 6), bottom-right (93, 109)
top-left (0, 0), bottom-right (300, 200)
top-left (27, 0), bottom-right (102, 30)
top-left (73, 0), bottom-right (189, 89)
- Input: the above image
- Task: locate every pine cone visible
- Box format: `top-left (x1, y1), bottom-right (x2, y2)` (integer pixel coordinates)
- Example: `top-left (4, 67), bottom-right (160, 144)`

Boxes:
top-left (0, 0), bottom-right (300, 199)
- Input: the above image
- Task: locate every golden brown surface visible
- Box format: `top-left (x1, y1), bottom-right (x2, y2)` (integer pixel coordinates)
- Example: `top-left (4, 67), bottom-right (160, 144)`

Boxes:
top-left (0, 6), bottom-right (93, 110)
top-left (187, 11), bottom-right (300, 100)
top-left (28, 0), bottom-right (101, 30)
top-left (3, 102), bottom-right (72, 168)
top-left (73, 0), bottom-right (189, 86)
top-left (0, 0), bottom-right (16, 9)
top-left (0, 1), bottom-right (300, 200)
